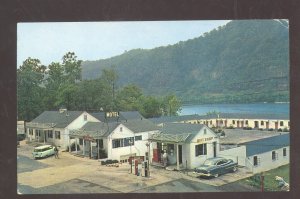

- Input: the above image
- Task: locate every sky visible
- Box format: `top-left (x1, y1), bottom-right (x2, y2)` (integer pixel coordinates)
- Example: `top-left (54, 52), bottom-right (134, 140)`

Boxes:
top-left (17, 20), bottom-right (230, 67)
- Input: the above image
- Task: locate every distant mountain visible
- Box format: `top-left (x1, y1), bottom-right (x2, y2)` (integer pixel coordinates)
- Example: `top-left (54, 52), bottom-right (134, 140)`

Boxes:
top-left (82, 20), bottom-right (289, 104)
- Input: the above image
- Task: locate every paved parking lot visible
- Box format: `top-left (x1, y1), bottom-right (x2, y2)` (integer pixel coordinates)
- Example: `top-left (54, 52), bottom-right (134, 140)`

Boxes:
top-left (17, 141), bottom-right (258, 194)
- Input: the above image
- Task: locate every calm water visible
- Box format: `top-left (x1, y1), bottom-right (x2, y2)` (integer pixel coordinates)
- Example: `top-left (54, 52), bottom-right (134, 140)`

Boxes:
top-left (180, 103), bottom-right (289, 116)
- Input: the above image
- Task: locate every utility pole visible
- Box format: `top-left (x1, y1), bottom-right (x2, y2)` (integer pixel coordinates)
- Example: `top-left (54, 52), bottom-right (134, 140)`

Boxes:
top-left (261, 172), bottom-right (264, 192)
top-left (146, 142), bottom-right (151, 177)
top-left (129, 140), bottom-right (133, 173)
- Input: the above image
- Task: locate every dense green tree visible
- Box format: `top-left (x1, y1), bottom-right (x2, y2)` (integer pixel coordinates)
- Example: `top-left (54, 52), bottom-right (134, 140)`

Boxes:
top-left (139, 96), bottom-right (162, 118)
top-left (44, 62), bottom-right (64, 110)
top-left (116, 84), bottom-right (143, 111)
top-left (100, 68), bottom-right (119, 111)
top-left (62, 52), bottom-right (82, 83)
top-left (162, 94), bottom-right (182, 116)
top-left (17, 58), bottom-right (46, 121)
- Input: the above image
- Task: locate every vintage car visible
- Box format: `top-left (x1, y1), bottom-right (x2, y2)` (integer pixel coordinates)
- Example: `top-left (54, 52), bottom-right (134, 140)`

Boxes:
top-left (194, 157), bottom-right (238, 178)
top-left (32, 145), bottom-right (55, 159)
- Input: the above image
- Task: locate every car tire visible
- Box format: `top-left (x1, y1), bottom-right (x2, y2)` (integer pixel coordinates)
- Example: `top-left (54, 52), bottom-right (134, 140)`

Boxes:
top-left (214, 173), bottom-right (219, 178)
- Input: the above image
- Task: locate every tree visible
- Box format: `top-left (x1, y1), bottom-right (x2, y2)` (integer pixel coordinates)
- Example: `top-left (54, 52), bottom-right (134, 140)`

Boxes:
top-left (100, 68), bottom-right (119, 111)
top-left (162, 94), bottom-right (182, 116)
top-left (17, 58), bottom-right (46, 121)
top-left (116, 84), bottom-right (143, 111)
top-left (44, 62), bottom-right (64, 110)
top-left (62, 52), bottom-right (82, 84)
top-left (140, 96), bottom-right (162, 118)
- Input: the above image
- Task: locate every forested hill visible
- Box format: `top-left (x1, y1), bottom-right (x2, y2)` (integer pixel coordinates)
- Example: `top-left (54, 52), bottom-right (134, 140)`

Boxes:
top-left (82, 20), bottom-right (289, 104)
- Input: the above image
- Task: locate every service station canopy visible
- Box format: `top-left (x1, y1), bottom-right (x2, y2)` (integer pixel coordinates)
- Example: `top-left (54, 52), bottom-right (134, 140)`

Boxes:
top-left (148, 132), bottom-right (191, 144)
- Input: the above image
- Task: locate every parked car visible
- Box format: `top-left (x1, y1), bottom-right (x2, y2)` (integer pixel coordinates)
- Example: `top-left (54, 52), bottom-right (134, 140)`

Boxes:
top-left (194, 157), bottom-right (238, 178)
top-left (32, 145), bottom-right (55, 159)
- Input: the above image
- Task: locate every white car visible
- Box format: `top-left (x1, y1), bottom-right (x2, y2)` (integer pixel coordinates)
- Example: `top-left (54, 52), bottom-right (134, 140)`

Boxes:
top-left (32, 145), bottom-right (55, 159)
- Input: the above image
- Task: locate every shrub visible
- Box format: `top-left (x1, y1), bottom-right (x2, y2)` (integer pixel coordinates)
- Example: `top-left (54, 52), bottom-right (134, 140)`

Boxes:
top-left (243, 127), bottom-right (252, 130)
top-left (105, 159), bottom-right (113, 164)
top-left (112, 160), bottom-right (119, 164)
top-left (278, 128), bottom-right (283, 132)
top-left (268, 128), bottom-right (274, 131)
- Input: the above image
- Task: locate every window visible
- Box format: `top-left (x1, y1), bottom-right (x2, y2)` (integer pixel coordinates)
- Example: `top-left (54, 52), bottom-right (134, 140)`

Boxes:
top-left (36, 130), bottom-right (41, 136)
top-left (79, 138), bottom-right (83, 145)
top-left (203, 129), bottom-right (207, 135)
top-left (217, 160), bottom-right (227, 166)
top-left (253, 156), bottom-right (258, 166)
top-left (120, 127), bottom-right (123, 132)
top-left (283, 148), bottom-right (287, 157)
top-left (124, 137), bottom-right (134, 146)
top-left (195, 143), bottom-right (207, 156)
top-left (272, 151), bottom-right (277, 161)
top-left (210, 121), bottom-right (212, 125)
top-left (261, 121), bottom-right (264, 125)
top-left (29, 128), bottom-right (33, 135)
top-left (232, 120), bottom-right (235, 124)
top-left (55, 131), bottom-right (61, 139)
top-left (84, 114), bottom-right (87, 121)
top-left (112, 139), bottom-right (122, 148)
top-left (112, 137), bottom-right (134, 148)
top-left (280, 121), bottom-right (284, 126)
top-left (135, 135), bottom-right (142, 141)
top-left (48, 130), bottom-right (53, 138)
top-left (245, 120), bottom-right (248, 125)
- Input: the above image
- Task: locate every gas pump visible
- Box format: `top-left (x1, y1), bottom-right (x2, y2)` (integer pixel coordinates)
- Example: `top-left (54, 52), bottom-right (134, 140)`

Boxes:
top-left (134, 159), bottom-right (138, 175)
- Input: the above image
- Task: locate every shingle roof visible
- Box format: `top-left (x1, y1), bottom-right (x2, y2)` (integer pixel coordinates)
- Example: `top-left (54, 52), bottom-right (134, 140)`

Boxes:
top-left (152, 123), bottom-right (206, 143)
top-left (120, 119), bottom-right (159, 133)
top-left (70, 122), bottom-right (119, 138)
top-left (220, 129), bottom-right (289, 145)
top-left (149, 114), bottom-right (203, 124)
top-left (89, 111), bottom-right (144, 123)
top-left (70, 119), bottom-right (157, 138)
top-left (120, 111), bottom-right (144, 120)
top-left (29, 111), bottom-right (84, 128)
top-left (244, 133), bottom-right (290, 156)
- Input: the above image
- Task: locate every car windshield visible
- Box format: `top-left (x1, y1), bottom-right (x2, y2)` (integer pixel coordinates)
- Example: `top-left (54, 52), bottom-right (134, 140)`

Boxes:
top-left (203, 159), bottom-right (217, 166)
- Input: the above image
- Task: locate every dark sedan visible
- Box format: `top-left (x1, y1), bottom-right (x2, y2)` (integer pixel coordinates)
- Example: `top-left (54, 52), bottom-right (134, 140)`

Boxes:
top-left (194, 157), bottom-right (238, 178)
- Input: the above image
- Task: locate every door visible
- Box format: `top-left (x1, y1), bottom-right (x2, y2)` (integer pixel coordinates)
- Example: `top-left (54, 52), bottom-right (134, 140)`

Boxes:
top-left (157, 142), bottom-right (162, 162)
top-left (275, 122), bottom-right (278, 130)
top-left (254, 121), bottom-right (259, 128)
top-left (213, 142), bottom-right (217, 157)
top-left (266, 121), bottom-right (269, 129)
top-left (178, 145), bottom-right (182, 164)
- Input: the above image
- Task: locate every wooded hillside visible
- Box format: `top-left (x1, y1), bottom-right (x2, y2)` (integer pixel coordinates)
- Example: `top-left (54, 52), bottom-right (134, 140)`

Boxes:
top-left (82, 20), bottom-right (289, 104)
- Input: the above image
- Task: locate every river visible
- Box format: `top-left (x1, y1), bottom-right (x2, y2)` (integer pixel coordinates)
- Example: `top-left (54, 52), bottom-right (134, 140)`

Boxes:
top-left (179, 103), bottom-right (289, 116)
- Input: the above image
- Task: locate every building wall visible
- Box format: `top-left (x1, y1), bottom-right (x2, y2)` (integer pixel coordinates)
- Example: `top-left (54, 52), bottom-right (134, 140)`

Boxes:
top-left (219, 145), bottom-right (247, 166)
top-left (188, 127), bottom-right (219, 169)
top-left (107, 124), bottom-right (157, 161)
top-left (26, 112), bottom-right (100, 149)
top-left (184, 118), bottom-right (289, 130)
top-left (249, 146), bottom-right (290, 174)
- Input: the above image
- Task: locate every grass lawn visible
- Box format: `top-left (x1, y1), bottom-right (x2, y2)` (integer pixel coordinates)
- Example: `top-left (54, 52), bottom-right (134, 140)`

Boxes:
top-left (241, 164), bottom-right (289, 191)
